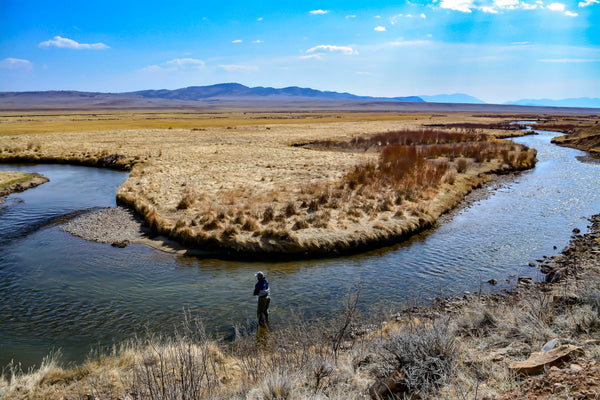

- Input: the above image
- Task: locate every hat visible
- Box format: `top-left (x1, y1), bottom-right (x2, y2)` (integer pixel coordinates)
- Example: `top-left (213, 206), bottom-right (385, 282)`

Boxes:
top-left (255, 271), bottom-right (264, 277)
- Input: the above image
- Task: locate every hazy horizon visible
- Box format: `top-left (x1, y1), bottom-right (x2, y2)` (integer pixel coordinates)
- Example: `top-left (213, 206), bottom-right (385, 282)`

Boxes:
top-left (1, 0), bottom-right (599, 104)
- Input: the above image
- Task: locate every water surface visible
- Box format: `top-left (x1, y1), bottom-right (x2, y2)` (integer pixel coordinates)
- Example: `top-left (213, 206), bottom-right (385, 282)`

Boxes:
top-left (1, 131), bottom-right (599, 368)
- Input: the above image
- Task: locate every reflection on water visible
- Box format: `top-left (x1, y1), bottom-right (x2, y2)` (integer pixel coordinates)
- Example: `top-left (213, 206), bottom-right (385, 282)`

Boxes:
top-left (1, 131), bottom-right (599, 368)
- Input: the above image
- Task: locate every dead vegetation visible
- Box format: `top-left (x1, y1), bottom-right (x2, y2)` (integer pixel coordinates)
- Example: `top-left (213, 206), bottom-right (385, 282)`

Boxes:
top-left (3, 112), bottom-right (595, 258)
top-left (2, 214), bottom-right (599, 400)
top-left (551, 121), bottom-right (600, 157)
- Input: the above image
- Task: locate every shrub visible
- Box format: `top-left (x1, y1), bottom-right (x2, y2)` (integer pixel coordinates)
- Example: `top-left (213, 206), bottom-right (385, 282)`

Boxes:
top-left (371, 319), bottom-right (457, 396)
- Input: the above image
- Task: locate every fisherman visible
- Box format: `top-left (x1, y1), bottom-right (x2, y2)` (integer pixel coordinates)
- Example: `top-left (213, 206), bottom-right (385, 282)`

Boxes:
top-left (253, 271), bottom-right (270, 327)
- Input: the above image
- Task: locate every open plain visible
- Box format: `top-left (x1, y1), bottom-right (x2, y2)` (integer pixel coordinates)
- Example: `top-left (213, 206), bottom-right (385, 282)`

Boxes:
top-left (2, 110), bottom-right (598, 257)
top-left (0, 109), bottom-right (555, 256)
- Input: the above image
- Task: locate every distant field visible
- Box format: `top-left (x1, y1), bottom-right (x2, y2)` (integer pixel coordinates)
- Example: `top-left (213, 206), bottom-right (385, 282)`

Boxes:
top-left (0, 111), bottom-right (428, 136)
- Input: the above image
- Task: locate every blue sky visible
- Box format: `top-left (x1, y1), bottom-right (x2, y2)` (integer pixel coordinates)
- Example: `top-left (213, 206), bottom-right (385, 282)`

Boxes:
top-left (1, 0), bottom-right (598, 103)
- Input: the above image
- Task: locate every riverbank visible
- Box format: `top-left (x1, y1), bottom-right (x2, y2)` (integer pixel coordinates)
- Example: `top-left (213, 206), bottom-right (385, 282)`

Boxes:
top-left (2, 213), bottom-right (598, 399)
top-left (551, 123), bottom-right (600, 158)
top-left (0, 112), bottom-right (541, 258)
top-left (0, 171), bottom-right (48, 202)
top-left (2, 111), bottom-right (595, 258)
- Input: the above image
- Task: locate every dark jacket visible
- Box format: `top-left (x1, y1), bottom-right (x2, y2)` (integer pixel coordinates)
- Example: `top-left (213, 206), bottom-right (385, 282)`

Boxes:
top-left (254, 277), bottom-right (270, 297)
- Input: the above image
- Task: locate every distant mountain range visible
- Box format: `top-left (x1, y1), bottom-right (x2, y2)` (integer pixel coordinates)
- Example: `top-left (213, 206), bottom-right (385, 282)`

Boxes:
top-left (1, 83), bottom-right (598, 111)
top-left (504, 97), bottom-right (600, 108)
top-left (419, 94), bottom-right (485, 104)
top-left (128, 83), bottom-right (424, 102)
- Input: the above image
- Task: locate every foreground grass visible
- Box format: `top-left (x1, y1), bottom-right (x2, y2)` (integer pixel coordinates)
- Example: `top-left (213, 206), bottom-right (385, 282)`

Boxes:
top-left (2, 215), bottom-right (599, 400)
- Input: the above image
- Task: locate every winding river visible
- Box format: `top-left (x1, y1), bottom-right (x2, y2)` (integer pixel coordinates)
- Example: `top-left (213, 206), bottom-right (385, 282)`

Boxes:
top-left (1, 129), bottom-right (599, 368)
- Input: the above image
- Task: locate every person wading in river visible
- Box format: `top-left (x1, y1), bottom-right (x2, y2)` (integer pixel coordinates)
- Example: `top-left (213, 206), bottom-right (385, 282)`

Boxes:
top-left (253, 271), bottom-right (270, 327)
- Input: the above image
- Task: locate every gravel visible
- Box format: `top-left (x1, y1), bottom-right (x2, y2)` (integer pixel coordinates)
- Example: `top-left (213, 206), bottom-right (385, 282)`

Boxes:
top-left (60, 206), bottom-right (147, 244)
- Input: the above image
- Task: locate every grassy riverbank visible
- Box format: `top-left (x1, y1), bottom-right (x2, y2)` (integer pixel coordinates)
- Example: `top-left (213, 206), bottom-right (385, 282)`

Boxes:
top-left (2, 214), bottom-right (598, 399)
top-left (0, 110), bottom-right (550, 257)
top-left (0, 171), bottom-right (48, 198)
top-left (551, 122), bottom-right (600, 158)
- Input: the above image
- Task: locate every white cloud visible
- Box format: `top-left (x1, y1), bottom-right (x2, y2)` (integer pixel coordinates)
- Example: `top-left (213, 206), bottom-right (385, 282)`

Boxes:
top-left (142, 65), bottom-right (162, 72)
top-left (578, 0), bottom-right (599, 6)
top-left (495, 0), bottom-right (520, 8)
top-left (356, 71), bottom-right (373, 75)
top-left (0, 57), bottom-right (33, 70)
top-left (218, 64), bottom-right (259, 72)
top-left (257, 17), bottom-right (263, 21)
top-left (306, 44), bottom-right (357, 55)
top-left (232, 39), bottom-right (243, 43)
top-left (143, 58), bottom-right (205, 72)
top-left (165, 58), bottom-right (205, 67)
top-left (539, 58), bottom-right (599, 62)
top-left (420, 13), bottom-right (427, 18)
top-left (252, 40), bottom-right (263, 43)
top-left (565, 10), bottom-right (579, 15)
top-left (298, 54), bottom-right (324, 60)
top-left (374, 26), bottom-right (387, 31)
top-left (39, 36), bottom-right (109, 50)
top-left (346, 14), bottom-right (357, 18)
top-left (440, 0), bottom-right (475, 12)
top-left (547, 2), bottom-right (565, 10)
top-left (309, 9), bottom-right (328, 14)
top-left (520, 3), bottom-right (540, 9)
top-left (481, 6), bottom-right (500, 12)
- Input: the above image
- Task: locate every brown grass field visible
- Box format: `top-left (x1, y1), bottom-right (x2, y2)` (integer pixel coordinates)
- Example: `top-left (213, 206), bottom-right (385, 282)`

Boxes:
top-left (1, 110), bottom-right (597, 257)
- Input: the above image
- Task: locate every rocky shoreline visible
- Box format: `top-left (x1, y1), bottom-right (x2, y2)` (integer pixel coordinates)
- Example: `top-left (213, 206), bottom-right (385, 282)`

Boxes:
top-left (60, 206), bottom-right (148, 246)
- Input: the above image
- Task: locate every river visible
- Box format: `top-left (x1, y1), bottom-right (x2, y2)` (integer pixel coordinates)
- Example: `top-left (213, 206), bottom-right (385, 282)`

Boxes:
top-left (1, 129), bottom-right (599, 368)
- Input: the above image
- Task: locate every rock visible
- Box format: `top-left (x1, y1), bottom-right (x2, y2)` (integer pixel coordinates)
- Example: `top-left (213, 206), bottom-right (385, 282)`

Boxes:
top-left (542, 338), bottom-right (559, 352)
top-left (570, 363), bottom-right (583, 372)
top-left (488, 341), bottom-right (531, 361)
top-left (509, 344), bottom-right (585, 375)
top-left (487, 279), bottom-right (497, 285)
top-left (553, 294), bottom-right (581, 307)
top-left (545, 268), bottom-right (566, 283)
top-left (573, 228), bottom-right (581, 234)
top-left (111, 241), bottom-right (128, 248)
top-left (517, 276), bottom-right (533, 286)
top-left (528, 262), bottom-right (536, 267)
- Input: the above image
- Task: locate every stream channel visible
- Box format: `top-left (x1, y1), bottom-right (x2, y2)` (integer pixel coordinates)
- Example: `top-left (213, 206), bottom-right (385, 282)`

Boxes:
top-left (1, 129), bottom-right (599, 369)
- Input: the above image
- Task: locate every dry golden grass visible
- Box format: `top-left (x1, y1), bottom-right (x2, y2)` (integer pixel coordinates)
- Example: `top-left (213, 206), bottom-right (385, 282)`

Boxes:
top-left (0, 171), bottom-right (33, 188)
top-left (0, 110), bottom-right (555, 256)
